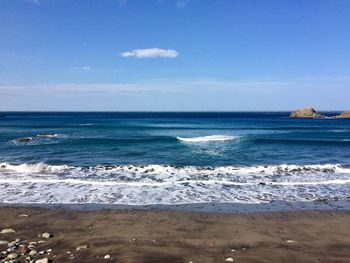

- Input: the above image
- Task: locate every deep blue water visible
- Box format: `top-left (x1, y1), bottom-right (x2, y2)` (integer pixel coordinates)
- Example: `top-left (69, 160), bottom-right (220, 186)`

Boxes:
top-left (0, 112), bottom-right (349, 205)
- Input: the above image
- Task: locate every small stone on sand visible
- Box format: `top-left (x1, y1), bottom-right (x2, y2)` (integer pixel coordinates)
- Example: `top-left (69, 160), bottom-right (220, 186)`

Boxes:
top-left (104, 254), bottom-right (111, 259)
top-left (35, 258), bottom-right (49, 263)
top-left (41, 232), bottom-right (52, 239)
top-left (285, 239), bottom-right (298, 243)
top-left (76, 245), bottom-right (88, 251)
top-left (6, 252), bottom-right (19, 259)
top-left (225, 258), bottom-right (234, 262)
top-left (0, 229), bottom-right (16, 234)
top-left (18, 214), bottom-right (30, 218)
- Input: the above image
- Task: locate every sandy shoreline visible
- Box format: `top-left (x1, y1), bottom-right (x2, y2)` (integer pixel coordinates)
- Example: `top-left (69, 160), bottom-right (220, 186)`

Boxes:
top-left (0, 206), bottom-right (350, 262)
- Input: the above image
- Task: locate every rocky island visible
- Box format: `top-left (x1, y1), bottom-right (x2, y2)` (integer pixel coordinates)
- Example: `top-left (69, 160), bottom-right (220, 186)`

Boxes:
top-left (290, 107), bottom-right (350, 119)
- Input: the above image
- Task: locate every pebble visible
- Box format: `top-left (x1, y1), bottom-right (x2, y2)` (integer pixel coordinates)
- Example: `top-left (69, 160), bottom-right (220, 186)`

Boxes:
top-left (225, 258), bottom-right (234, 262)
top-left (0, 240), bottom-right (9, 245)
top-left (29, 242), bottom-right (37, 245)
top-left (285, 239), bottom-right (298, 244)
top-left (8, 241), bottom-right (17, 247)
top-left (6, 252), bottom-right (19, 259)
top-left (1, 250), bottom-right (8, 255)
top-left (7, 247), bottom-right (16, 252)
top-left (46, 248), bottom-right (52, 253)
top-left (39, 250), bottom-right (45, 255)
top-left (41, 232), bottom-right (52, 239)
top-left (37, 240), bottom-right (46, 244)
top-left (0, 229), bottom-right (16, 234)
top-left (18, 214), bottom-right (30, 218)
top-left (35, 258), bottom-right (49, 263)
top-left (76, 245), bottom-right (88, 251)
top-left (104, 254), bottom-right (111, 259)
top-left (28, 244), bottom-right (36, 250)
top-left (29, 250), bottom-right (38, 257)
top-left (20, 246), bottom-right (30, 254)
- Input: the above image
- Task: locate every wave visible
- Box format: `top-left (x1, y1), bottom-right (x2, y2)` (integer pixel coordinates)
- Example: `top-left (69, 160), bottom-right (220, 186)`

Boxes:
top-left (1, 162), bottom-right (349, 179)
top-left (0, 162), bottom-right (71, 174)
top-left (36, 133), bottom-right (59, 138)
top-left (177, 135), bottom-right (239, 142)
top-left (0, 162), bottom-right (349, 205)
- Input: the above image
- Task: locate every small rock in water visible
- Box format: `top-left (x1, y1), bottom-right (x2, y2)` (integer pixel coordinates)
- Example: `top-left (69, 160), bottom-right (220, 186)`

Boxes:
top-left (0, 240), bottom-right (9, 245)
top-left (35, 258), bottom-right (49, 263)
top-left (76, 245), bottom-right (88, 251)
top-left (104, 254), bottom-right (111, 259)
top-left (225, 258), bottom-right (234, 262)
top-left (15, 137), bottom-right (33, 143)
top-left (41, 232), bottom-right (52, 239)
top-left (0, 229), bottom-right (16, 234)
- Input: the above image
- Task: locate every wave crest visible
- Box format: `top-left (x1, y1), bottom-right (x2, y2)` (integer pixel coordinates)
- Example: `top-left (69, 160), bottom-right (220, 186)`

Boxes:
top-left (177, 135), bottom-right (239, 142)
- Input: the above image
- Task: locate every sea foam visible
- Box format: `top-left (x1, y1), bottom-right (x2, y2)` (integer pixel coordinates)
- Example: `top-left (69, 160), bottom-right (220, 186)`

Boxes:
top-left (0, 162), bottom-right (349, 205)
top-left (177, 135), bottom-right (239, 142)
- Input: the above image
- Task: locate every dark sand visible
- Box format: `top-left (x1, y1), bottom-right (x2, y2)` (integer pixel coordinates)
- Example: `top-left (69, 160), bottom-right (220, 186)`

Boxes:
top-left (0, 207), bottom-right (350, 263)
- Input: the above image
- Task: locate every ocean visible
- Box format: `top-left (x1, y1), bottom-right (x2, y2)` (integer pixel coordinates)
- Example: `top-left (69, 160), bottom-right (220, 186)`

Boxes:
top-left (0, 112), bottom-right (349, 206)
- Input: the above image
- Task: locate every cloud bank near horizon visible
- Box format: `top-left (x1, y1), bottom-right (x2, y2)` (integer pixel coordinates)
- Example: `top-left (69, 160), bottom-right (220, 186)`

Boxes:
top-left (120, 48), bottom-right (178, 58)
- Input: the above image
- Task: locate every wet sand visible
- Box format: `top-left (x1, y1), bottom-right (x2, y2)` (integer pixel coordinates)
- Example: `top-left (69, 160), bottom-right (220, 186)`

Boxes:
top-left (0, 206), bottom-right (350, 262)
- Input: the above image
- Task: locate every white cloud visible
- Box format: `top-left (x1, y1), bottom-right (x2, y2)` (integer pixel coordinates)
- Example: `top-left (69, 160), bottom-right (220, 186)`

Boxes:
top-left (120, 48), bottom-right (178, 58)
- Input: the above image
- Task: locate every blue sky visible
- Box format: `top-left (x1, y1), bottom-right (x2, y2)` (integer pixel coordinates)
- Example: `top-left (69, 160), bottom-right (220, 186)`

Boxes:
top-left (1, 0), bottom-right (350, 111)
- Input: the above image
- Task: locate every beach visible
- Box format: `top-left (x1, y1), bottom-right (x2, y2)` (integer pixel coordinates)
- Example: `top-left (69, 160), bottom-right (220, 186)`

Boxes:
top-left (1, 206), bottom-right (350, 263)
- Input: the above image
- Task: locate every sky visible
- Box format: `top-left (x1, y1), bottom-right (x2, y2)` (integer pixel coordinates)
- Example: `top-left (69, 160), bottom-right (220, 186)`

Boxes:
top-left (1, 0), bottom-right (350, 111)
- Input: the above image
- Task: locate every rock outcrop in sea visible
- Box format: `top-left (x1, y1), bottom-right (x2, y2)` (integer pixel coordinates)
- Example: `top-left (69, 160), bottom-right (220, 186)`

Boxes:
top-left (290, 107), bottom-right (350, 119)
top-left (290, 107), bottom-right (325, 118)
top-left (336, 111), bottom-right (350, 119)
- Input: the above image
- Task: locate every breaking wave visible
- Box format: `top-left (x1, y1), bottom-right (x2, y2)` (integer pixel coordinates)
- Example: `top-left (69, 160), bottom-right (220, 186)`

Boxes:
top-left (177, 135), bottom-right (239, 142)
top-left (0, 162), bottom-right (349, 205)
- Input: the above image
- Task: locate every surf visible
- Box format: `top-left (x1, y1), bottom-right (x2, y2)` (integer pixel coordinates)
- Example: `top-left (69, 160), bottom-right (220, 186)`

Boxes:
top-left (177, 135), bottom-right (239, 142)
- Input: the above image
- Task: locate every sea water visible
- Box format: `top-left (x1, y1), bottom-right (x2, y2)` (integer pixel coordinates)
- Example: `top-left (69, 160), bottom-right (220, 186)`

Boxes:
top-left (0, 112), bottom-right (349, 205)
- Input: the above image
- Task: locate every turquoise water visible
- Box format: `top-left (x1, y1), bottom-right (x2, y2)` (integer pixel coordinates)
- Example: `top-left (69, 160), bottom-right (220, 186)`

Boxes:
top-left (0, 112), bottom-right (349, 205)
